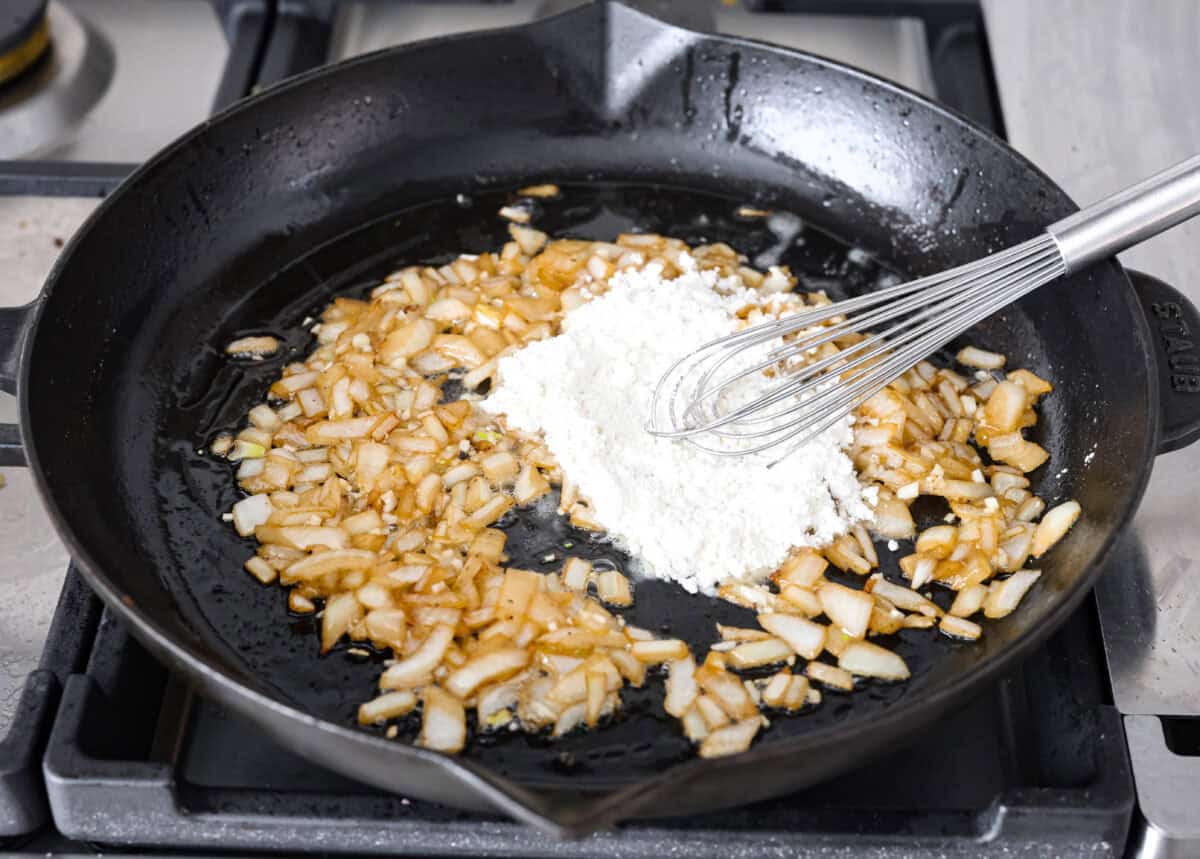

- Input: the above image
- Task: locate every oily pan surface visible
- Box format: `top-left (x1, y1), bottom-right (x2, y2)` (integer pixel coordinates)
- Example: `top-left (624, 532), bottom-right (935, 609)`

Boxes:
top-left (152, 183), bottom-right (1101, 788)
top-left (20, 13), bottom-right (1151, 803)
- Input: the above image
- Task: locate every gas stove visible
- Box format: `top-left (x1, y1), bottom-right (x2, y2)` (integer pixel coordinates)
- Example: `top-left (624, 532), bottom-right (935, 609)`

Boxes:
top-left (0, 2), bottom-right (1195, 857)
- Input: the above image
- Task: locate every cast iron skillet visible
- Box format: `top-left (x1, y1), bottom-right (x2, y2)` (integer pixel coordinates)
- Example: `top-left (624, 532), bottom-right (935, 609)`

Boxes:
top-left (2, 2), bottom-right (1199, 836)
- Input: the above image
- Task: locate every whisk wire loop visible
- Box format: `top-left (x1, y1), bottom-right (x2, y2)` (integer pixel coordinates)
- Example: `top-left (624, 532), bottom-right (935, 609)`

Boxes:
top-left (646, 233), bottom-right (1067, 460)
top-left (647, 153), bottom-right (1200, 461)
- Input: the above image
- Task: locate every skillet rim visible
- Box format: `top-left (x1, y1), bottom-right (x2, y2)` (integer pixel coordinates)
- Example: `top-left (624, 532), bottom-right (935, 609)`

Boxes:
top-left (16, 1), bottom-right (1160, 832)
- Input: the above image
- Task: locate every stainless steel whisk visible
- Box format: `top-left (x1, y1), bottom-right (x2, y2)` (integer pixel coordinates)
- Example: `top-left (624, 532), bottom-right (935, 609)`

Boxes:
top-left (647, 154), bottom-right (1200, 460)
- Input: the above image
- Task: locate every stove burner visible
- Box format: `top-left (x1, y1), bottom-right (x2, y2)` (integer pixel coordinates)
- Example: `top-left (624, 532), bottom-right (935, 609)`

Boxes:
top-left (0, 0), bottom-right (49, 86)
top-left (0, 2), bottom-right (113, 159)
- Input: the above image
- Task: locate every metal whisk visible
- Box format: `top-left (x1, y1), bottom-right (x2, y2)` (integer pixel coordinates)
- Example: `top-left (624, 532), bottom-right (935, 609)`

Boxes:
top-left (647, 154), bottom-right (1200, 461)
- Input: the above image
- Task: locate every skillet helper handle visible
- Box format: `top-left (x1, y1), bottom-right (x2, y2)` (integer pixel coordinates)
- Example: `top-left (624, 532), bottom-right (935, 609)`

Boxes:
top-left (1048, 154), bottom-right (1200, 274)
top-left (1126, 271), bottom-right (1200, 454)
top-left (0, 304), bottom-right (33, 466)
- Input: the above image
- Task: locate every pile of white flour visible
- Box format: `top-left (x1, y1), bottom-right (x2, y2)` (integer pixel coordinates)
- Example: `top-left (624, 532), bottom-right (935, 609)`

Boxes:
top-left (482, 259), bottom-right (875, 594)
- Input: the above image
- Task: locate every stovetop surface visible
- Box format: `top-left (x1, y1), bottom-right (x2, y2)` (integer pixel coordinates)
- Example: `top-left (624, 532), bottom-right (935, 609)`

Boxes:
top-left (11, 570), bottom-right (1132, 857)
top-left (0, 0), bottom-right (237, 161)
top-left (0, 1), bottom-right (1197, 857)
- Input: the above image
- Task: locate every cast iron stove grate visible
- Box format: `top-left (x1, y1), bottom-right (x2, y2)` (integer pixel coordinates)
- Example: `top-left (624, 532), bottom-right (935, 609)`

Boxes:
top-left (38, 593), bottom-right (1132, 857)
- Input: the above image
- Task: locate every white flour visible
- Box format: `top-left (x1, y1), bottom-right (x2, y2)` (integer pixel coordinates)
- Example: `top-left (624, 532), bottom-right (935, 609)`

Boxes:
top-left (482, 260), bottom-right (875, 594)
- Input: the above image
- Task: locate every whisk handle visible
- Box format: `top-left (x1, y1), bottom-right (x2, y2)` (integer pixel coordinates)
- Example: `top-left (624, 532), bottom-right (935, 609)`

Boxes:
top-left (1048, 153), bottom-right (1200, 274)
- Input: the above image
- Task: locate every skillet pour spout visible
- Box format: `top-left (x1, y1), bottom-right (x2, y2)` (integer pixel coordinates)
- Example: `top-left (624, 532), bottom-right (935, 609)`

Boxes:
top-left (7, 0), bottom-right (1200, 837)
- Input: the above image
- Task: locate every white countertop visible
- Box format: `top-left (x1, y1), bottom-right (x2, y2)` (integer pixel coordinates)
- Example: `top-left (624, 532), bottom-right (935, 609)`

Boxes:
top-left (984, 1), bottom-right (1200, 841)
top-left (984, 0), bottom-right (1200, 291)
top-left (0, 198), bottom-right (93, 731)
top-left (984, 0), bottom-right (1200, 717)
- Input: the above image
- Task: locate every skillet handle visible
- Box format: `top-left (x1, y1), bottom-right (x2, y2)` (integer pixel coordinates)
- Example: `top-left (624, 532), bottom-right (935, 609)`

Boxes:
top-left (1127, 270), bottom-right (1200, 454)
top-left (0, 304), bottom-right (33, 466)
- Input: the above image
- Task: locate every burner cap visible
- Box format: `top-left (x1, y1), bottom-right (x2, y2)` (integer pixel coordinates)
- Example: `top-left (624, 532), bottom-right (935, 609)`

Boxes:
top-left (0, 0), bottom-right (49, 86)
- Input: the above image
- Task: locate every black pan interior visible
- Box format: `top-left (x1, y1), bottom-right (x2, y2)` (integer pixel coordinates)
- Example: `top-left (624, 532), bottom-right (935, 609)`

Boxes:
top-left (22, 4), bottom-right (1154, 813)
top-left (164, 182), bottom-right (981, 786)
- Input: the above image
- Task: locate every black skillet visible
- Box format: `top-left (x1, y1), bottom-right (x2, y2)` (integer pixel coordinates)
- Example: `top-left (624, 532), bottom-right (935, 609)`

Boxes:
top-left (3, 2), bottom-right (1199, 836)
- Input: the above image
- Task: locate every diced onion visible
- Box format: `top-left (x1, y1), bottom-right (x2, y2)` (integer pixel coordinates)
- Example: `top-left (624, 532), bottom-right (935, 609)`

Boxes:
top-left (983, 381), bottom-right (1027, 433)
top-left (595, 569), bottom-right (633, 607)
top-left (949, 584), bottom-right (989, 618)
top-left (1007, 368), bottom-right (1053, 395)
top-left (727, 637), bottom-right (793, 670)
top-left (509, 223), bottom-right (549, 254)
top-left (983, 570), bottom-right (1041, 619)
top-left (1031, 500), bottom-right (1081, 557)
top-left (696, 694), bottom-right (730, 729)
top-left (358, 691), bottom-right (418, 725)
top-left (785, 675), bottom-right (811, 710)
top-left (761, 671), bottom-right (792, 708)
top-left (915, 525), bottom-right (957, 559)
top-left (283, 548), bottom-right (376, 582)
top-left (220, 224), bottom-right (1071, 763)
top-left (680, 707), bottom-right (709, 742)
top-left (817, 582), bottom-right (873, 639)
top-left (778, 585), bottom-right (823, 617)
top-left (956, 346), bottom-right (1005, 370)
top-left (838, 641), bottom-right (910, 680)
top-left (775, 550), bottom-right (828, 589)
top-left (718, 583), bottom-right (778, 611)
top-left (243, 556), bottom-right (277, 584)
top-left (380, 625), bottom-right (454, 690)
top-left (226, 335), bottom-right (280, 357)
top-left (717, 624), bottom-right (772, 642)
top-left (631, 638), bottom-right (689, 664)
top-left (321, 592), bottom-right (362, 653)
top-left (517, 184), bottom-right (560, 199)
top-left (806, 661), bottom-right (854, 691)
top-left (695, 666), bottom-right (758, 719)
top-left (497, 569), bottom-right (540, 621)
top-left (940, 615), bottom-right (982, 640)
top-left (585, 670), bottom-right (608, 727)
top-left (231, 494), bottom-right (273, 537)
top-left (872, 497), bottom-right (915, 539)
top-left (758, 612), bottom-right (826, 660)
top-left (418, 687), bottom-right (466, 753)
top-left (699, 718), bottom-right (760, 758)
top-left (444, 648), bottom-right (530, 698)
top-left (552, 702), bottom-right (587, 737)
top-left (229, 440), bottom-right (266, 461)
top-left (866, 575), bottom-right (941, 617)
top-left (499, 205), bottom-right (531, 224)
top-left (664, 655), bottom-right (697, 717)
top-left (609, 648), bottom-right (647, 687)
top-left (477, 680), bottom-right (522, 723)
